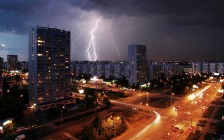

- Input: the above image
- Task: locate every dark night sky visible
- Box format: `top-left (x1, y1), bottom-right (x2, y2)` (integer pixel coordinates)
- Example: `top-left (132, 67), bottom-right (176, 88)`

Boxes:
top-left (0, 0), bottom-right (224, 61)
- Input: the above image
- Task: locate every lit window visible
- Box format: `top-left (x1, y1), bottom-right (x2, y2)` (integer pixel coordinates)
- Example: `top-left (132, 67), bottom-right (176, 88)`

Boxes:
top-left (38, 54), bottom-right (43, 56)
top-left (37, 40), bottom-right (45, 43)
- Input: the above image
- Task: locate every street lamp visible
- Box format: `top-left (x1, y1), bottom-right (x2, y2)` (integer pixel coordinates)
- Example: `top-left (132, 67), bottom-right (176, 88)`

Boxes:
top-left (185, 87), bottom-right (188, 96)
top-left (171, 93), bottom-right (175, 106)
top-left (61, 106), bottom-right (65, 124)
top-left (146, 92), bottom-right (149, 104)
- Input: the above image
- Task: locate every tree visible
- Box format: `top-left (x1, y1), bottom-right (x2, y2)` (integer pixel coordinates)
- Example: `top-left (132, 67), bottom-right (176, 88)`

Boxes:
top-left (102, 98), bottom-right (112, 106)
top-left (80, 115), bottom-right (127, 140)
top-left (116, 76), bottom-right (128, 87)
top-left (15, 75), bottom-right (21, 83)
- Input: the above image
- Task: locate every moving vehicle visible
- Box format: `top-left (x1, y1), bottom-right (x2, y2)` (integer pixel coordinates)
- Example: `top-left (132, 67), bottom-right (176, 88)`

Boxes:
top-left (15, 134), bottom-right (25, 140)
top-left (179, 129), bottom-right (184, 133)
top-left (173, 127), bottom-right (179, 132)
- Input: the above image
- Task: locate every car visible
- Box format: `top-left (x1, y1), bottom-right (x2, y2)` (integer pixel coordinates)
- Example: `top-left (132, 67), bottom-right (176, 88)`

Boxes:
top-left (173, 106), bottom-right (178, 111)
top-left (188, 126), bottom-right (194, 130)
top-left (15, 134), bottom-right (25, 140)
top-left (173, 127), bottom-right (179, 132)
top-left (179, 129), bottom-right (184, 133)
top-left (16, 127), bottom-right (27, 132)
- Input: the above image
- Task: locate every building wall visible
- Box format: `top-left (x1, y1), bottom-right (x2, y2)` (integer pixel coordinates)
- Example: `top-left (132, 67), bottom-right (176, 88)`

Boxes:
top-left (192, 62), bottom-right (224, 74)
top-left (148, 62), bottom-right (186, 80)
top-left (71, 61), bottom-right (129, 80)
top-left (29, 26), bottom-right (71, 106)
top-left (209, 63), bottom-right (216, 73)
top-left (128, 44), bottom-right (147, 86)
top-left (0, 57), bottom-right (3, 102)
top-left (217, 63), bottom-right (224, 73)
top-left (20, 61), bottom-right (28, 70)
top-left (202, 62), bottom-right (209, 74)
top-left (7, 55), bottom-right (18, 71)
top-left (192, 62), bottom-right (202, 74)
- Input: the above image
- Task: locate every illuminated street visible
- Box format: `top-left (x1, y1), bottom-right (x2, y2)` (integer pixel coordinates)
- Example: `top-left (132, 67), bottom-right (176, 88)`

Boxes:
top-left (111, 83), bottom-right (221, 140)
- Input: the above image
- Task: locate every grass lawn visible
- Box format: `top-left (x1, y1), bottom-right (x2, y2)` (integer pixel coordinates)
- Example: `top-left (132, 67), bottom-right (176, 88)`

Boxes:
top-left (147, 98), bottom-right (172, 108)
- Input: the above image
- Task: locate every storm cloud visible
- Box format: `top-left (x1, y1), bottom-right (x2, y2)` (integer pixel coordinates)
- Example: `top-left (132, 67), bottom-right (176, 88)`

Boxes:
top-left (0, 0), bottom-right (224, 34)
top-left (0, 0), bottom-right (224, 61)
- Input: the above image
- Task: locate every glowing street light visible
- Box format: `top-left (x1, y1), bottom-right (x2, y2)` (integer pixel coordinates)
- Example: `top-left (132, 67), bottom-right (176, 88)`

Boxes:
top-left (61, 106), bottom-right (65, 124)
top-left (146, 92), bottom-right (149, 104)
top-left (185, 87), bottom-right (189, 96)
top-left (171, 93), bottom-right (175, 106)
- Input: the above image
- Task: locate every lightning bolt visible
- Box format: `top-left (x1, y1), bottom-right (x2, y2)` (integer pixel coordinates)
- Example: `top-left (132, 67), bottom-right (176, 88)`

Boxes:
top-left (111, 32), bottom-right (120, 60)
top-left (87, 16), bottom-right (102, 61)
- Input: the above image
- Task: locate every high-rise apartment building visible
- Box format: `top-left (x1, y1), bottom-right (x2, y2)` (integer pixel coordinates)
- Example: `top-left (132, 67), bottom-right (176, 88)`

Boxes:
top-left (7, 55), bottom-right (18, 71)
top-left (29, 26), bottom-right (72, 109)
top-left (0, 57), bottom-right (3, 103)
top-left (128, 44), bottom-right (147, 86)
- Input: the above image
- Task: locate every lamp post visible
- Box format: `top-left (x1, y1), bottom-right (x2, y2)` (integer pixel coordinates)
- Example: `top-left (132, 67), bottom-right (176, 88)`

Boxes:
top-left (61, 106), bottom-right (65, 124)
top-left (146, 92), bottom-right (149, 105)
top-left (171, 93), bottom-right (174, 106)
top-left (33, 103), bottom-right (36, 112)
top-left (185, 87), bottom-right (188, 96)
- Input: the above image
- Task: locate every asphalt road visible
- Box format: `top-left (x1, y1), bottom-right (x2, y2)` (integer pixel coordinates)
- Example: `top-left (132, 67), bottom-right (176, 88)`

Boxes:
top-left (28, 82), bottom-right (220, 140)
top-left (113, 83), bottom-right (221, 140)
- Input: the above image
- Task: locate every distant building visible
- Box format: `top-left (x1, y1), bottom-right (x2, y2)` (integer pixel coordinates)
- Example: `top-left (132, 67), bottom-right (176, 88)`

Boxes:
top-left (20, 61), bottom-right (28, 71)
top-left (71, 61), bottom-right (129, 79)
top-left (29, 26), bottom-right (73, 110)
top-left (128, 44), bottom-right (147, 86)
top-left (7, 55), bottom-right (18, 71)
top-left (0, 57), bottom-right (3, 102)
top-left (3, 62), bottom-right (7, 71)
top-left (147, 62), bottom-right (186, 80)
top-left (148, 63), bottom-right (163, 80)
top-left (192, 62), bottom-right (202, 74)
top-left (217, 63), bottom-right (224, 74)
top-left (192, 62), bottom-right (224, 74)
top-left (209, 63), bottom-right (216, 73)
top-left (202, 62), bottom-right (209, 74)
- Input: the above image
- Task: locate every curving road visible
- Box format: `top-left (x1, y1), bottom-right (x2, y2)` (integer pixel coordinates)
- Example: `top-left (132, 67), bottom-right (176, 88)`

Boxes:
top-left (113, 83), bottom-right (221, 140)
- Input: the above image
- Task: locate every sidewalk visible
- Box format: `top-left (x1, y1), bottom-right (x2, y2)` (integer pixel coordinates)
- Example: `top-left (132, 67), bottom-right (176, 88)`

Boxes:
top-left (199, 105), bottom-right (219, 140)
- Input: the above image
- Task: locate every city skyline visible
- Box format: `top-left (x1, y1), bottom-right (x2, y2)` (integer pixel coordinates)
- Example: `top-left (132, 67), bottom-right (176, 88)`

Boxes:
top-left (0, 0), bottom-right (224, 61)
